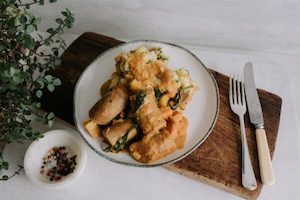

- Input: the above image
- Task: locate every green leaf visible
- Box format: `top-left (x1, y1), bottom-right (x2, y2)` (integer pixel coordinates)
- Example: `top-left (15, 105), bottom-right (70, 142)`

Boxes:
top-left (9, 67), bottom-right (16, 76)
top-left (47, 112), bottom-right (54, 120)
top-left (66, 8), bottom-right (71, 15)
top-left (33, 16), bottom-right (41, 25)
top-left (49, 0), bottom-right (57, 3)
top-left (52, 78), bottom-right (61, 86)
top-left (23, 34), bottom-right (36, 50)
top-left (0, 43), bottom-right (6, 51)
top-left (37, 79), bottom-right (45, 88)
top-left (23, 109), bottom-right (31, 116)
top-left (36, 90), bottom-right (43, 98)
top-left (46, 28), bottom-right (54, 34)
top-left (19, 15), bottom-right (27, 24)
top-left (32, 102), bottom-right (41, 109)
top-left (69, 16), bottom-right (75, 24)
top-left (47, 84), bottom-right (55, 92)
top-left (44, 75), bottom-right (53, 83)
top-left (47, 120), bottom-right (53, 127)
top-left (39, 0), bottom-right (44, 5)
top-left (61, 11), bottom-right (68, 17)
top-left (55, 58), bottom-right (61, 66)
top-left (12, 75), bottom-right (22, 84)
top-left (3, 162), bottom-right (9, 170)
top-left (25, 25), bottom-right (35, 33)
top-left (36, 102), bottom-right (41, 108)
top-left (44, 39), bottom-right (51, 46)
top-left (55, 18), bottom-right (63, 24)
top-left (7, 26), bottom-right (17, 34)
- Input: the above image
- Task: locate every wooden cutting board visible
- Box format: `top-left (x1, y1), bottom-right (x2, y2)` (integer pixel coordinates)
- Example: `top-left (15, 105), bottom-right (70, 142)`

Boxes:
top-left (41, 32), bottom-right (282, 200)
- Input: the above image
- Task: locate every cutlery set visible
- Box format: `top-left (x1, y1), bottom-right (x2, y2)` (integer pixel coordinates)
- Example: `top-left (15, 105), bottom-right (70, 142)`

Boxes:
top-left (229, 62), bottom-right (275, 190)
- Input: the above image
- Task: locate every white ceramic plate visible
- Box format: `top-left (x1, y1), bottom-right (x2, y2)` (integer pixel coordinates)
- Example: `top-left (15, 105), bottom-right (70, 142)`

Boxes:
top-left (74, 40), bottom-right (219, 167)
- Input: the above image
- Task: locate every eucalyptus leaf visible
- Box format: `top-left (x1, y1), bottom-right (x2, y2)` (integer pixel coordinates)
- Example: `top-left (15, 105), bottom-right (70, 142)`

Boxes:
top-left (61, 11), bottom-right (68, 17)
top-left (44, 75), bottom-right (53, 82)
top-left (36, 90), bottom-right (43, 98)
top-left (55, 18), bottom-right (63, 24)
top-left (25, 25), bottom-right (35, 33)
top-left (19, 15), bottom-right (27, 24)
top-left (47, 84), bottom-right (55, 92)
top-left (47, 112), bottom-right (54, 120)
top-left (33, 16), bottom-right (42, 25)
top-left (37, 79), bottom-right (45, 88)
top-left (52, 78), bottom-right (61, 86)
top-left (23, 34), bottom-right (36, 50)
top-left (2, 162), bottom-right (9, 170)
top-left (47, 120), bottom-right (53, 127)
top-left (46, 28), bottom-right (54, 34)
top-left (0, 44), bottom-right (6, 52)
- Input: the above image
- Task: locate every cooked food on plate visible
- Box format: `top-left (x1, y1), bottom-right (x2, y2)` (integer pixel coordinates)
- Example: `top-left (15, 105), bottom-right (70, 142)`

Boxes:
top-left (84, 46), bottom-right (198, 163)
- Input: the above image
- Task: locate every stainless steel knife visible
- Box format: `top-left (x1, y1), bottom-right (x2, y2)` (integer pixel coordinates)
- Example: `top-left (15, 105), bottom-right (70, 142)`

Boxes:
top-left (244, 62), bottom-right (275, 185)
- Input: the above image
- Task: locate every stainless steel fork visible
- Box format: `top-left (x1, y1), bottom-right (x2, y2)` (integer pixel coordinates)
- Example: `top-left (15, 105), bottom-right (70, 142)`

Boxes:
top-left (229, 76), bottom-right (257, 190)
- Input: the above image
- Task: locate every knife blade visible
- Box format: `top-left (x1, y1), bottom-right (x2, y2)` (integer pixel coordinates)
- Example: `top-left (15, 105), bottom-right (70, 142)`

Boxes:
top-left (244, 62), bottom-right (275, 185)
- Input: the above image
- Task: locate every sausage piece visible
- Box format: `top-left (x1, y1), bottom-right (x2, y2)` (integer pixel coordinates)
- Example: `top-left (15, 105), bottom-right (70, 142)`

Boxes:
top-left (129, 129), bottom-right (177, 163)
top-left (89, 85), bottom-right (128, 125)
top-left (102, 120), bottom-right (137, 146)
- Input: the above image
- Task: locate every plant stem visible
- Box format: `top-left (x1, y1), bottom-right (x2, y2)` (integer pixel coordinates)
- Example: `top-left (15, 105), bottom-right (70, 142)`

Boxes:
top-left (0, 165), bottom-right (24, 181)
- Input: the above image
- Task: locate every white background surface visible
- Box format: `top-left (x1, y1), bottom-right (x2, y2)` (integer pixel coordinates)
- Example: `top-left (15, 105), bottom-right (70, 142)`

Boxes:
top-left (1, 1), bottom-right (300, 200)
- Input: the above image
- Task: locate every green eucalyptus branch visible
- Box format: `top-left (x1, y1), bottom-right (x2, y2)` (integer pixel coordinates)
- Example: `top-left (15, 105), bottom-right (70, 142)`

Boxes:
top-left (0, 0), bottom-right (74, 179)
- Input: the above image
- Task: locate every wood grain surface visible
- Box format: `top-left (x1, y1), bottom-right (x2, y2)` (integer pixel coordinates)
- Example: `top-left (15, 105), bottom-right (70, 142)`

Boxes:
top-left (41, 32), bottom-right (282, 200)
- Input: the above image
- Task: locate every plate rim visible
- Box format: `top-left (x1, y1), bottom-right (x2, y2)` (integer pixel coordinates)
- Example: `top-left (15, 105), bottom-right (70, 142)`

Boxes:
top-left (73, 39), bottom-right (220, 167)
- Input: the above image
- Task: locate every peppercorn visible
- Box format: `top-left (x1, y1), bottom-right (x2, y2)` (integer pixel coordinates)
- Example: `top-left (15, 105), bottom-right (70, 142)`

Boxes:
top-left (40, 146), bottom-right (77, 182)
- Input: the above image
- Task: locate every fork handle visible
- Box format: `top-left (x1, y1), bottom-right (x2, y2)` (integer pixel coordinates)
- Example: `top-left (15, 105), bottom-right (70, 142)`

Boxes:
top-left (239, 116), bottom-right (257, 190)
top-left (256, 128), bottom-right (275, 185)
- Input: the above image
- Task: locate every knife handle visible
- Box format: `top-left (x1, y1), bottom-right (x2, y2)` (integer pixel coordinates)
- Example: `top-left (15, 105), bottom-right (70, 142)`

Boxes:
top-left (256, 128), bottom-right (275, 185)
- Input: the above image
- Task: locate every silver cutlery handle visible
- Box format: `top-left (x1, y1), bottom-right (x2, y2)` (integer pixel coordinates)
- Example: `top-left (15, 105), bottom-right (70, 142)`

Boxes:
top-left (239, 116), bottom-right (257, 190)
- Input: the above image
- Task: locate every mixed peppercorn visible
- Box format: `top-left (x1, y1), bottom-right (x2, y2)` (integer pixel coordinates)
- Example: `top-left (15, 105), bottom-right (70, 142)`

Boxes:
top-left (40, 146), bottom-right (77, 182)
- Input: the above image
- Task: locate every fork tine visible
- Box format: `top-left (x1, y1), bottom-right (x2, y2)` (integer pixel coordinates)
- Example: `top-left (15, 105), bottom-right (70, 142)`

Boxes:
top-left (237, 75), bottom-right (241, 104)
top-left (229, 77), bottom-right (233, 105)
top-left (233, 76), bottom-right (237, 104)
top-left (241, 81), bottom-right (246, 105)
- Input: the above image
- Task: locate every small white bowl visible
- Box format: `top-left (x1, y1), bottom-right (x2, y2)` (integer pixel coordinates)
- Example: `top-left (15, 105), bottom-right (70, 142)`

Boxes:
top-left (24, 129), bottom-right (87, 189)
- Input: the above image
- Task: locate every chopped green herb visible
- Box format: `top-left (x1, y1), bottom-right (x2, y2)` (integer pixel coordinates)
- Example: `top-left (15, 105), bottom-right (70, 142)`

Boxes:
top-left (113, 132), bottom-right (129, 152)
top-left (104, 126), bottom-right (136, 153)
top-left (154, 88), bottom-right (163, 101)
top-left (135, 90), bottom-right (146, 111)
top-left (104, 146), bottom-right (113, 152)
top-left (169, 88), bottom-right (181, 110)
top-left (104, 132), bottom-right (129, 153)
top-left (132, 123), bottom-right (143, 141)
